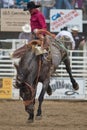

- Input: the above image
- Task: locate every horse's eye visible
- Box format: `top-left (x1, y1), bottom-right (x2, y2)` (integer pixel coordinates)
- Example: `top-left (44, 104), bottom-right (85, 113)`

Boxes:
top-left (18, 71), bottom-right (24, 77)
top-left (21, 73), bottom-right (24, 76)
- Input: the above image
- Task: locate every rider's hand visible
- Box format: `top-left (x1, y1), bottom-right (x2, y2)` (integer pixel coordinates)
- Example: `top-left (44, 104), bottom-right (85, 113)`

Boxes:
top-left (33, 29), bottom-right (39, 34)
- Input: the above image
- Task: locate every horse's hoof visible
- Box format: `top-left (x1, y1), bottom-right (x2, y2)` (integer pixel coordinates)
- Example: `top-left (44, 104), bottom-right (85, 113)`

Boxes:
top-left (73, 83), bottom-right (79, 90)
top-left (35, 115), bottom-right (42, 120)
top-left (27, 119), bottom-right (34, 123)
top-left (27, 116), bottom-right (34, 123)
top-left (47, 85), bottom-right (52, 96)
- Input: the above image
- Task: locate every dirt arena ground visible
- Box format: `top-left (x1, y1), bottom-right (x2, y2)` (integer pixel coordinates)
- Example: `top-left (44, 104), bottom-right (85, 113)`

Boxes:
top-left (0, 100), bottom-right (87, 130)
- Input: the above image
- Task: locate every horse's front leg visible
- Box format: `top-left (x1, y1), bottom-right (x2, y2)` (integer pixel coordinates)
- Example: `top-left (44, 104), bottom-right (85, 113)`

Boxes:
top-left (36, 86), bottom-right (45, 119)
top-left (63, 56), bottom-right (79, 90)
top-left (36, 80), bottom-right (50, 119)
top-left (20, 88), bottom-right (35, 123)
top-left (25, 103), bottom-right (34, 122)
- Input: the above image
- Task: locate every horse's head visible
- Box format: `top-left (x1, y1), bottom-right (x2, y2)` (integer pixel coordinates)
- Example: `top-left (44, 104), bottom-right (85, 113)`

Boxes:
top-left (14, 48), bottom-right (40, 116)
top-left (14, 47), bottom-right (39, 89)
top-left (14, 63), bottom-right (28, 88)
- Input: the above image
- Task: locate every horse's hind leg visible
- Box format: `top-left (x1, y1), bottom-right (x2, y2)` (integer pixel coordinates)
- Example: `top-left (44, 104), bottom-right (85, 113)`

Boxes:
top-left (47, 84), bottom-right (52, 95)
top-left (63, 56), bottom-right (79, 90)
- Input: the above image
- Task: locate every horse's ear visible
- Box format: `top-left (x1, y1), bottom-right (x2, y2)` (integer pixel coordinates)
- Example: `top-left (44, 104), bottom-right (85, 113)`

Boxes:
top-left (14, 63), bottom-right (18, 70)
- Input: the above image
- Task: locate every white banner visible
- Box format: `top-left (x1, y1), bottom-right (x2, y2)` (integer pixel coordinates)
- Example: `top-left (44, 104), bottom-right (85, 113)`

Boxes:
top-left (50, 9), bottom-right (82, 32)
top-left (36, 78), bottom-right (85, 100)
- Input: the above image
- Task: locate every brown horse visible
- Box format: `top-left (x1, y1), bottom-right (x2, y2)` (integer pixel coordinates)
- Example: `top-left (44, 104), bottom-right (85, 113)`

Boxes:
top-left (13, 30), bottom-right (79, 122)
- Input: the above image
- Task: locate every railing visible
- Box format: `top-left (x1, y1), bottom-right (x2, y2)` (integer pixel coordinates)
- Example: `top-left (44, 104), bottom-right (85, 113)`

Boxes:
top-left (0, 39), bottom-right (27, 77)
top-left (0, 39), bottom-right (87, 99)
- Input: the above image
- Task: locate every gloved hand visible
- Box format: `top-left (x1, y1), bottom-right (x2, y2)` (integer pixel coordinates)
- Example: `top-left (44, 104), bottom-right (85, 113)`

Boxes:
top-left (33, 29), bottom-right (39, 34)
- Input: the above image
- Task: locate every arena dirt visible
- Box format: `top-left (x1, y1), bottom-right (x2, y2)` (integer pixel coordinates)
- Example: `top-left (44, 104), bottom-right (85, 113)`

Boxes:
top-left (0, 100), bottom-right (87, 130)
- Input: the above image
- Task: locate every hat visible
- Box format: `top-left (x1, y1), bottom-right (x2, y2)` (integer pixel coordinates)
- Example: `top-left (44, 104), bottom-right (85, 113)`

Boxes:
top-left (24, 1), bottom-right (41, 11)
top-left (22, 24), bottom-right (31, 33)
top-left (71, 26), bottom-right (79, 32)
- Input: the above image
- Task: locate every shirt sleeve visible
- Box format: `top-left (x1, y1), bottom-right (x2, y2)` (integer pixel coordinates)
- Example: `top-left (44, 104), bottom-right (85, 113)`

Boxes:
top-left (37, 13), bottom-right (47, 30)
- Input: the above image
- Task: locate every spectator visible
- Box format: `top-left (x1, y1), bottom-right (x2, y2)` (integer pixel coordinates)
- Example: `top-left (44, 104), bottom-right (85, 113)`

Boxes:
top-left (2, 0), bottom-right (15, 8)
top-left (83, 0), bottom-right (87, 20)
top-left (64, 0), bottom-right (74, 9)
top-left (24, 1), bottom-right (47, 32)
top-left (70, 0), bottom-right (76, 8)
top-left (0, 0), bottom-right (3, 8)
top-left (71, 26), bottom-right (85, 50)
top-left (15, 0), bottom-right (23, 8)
top-left (55, 0), bottom-right (74, 9)
top-left (23, 0), bottom-right (30, 2)
top-left (41, 0), bottom-right (56, 19)
top-left (71, 26), bottom-right (86, 68)
top-left (75, 0), bottom-right (84, 9)
top-left (15, 0), bottom-right (30, 8)
top-left (18, 23), bottom-right (33, 42)
top-left (31, 0), bottom-right (41, 5)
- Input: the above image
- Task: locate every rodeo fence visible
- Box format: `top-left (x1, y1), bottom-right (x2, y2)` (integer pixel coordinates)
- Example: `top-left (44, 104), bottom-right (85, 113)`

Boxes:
top-left (0, 39), bottom-right (87, 100)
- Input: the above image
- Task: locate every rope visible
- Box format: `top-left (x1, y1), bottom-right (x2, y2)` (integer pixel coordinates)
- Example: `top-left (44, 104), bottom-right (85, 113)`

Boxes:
top-left (54, 38), bottom-right (68, 52)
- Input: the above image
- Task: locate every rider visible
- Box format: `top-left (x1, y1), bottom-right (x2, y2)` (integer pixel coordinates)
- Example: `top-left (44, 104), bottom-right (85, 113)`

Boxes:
top-left (71, 26), bottom-right (85, 50)
top-left (24, 1), bottom-right (48, 49)
top-left (24, 1), bottom-right (47, 35)
top-left (18, 23), bottom-right (33, 42)
top-left (55, 28), bottom-right (75, 50)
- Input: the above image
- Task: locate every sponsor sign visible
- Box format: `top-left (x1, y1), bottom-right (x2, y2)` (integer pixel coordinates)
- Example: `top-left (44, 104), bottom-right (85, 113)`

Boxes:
top-left (36, 78), bottom-right (85, 100)
top-left (12, 88), bottom-right (20, 100)
top-left (0, 78), bottom-right (12, 99)
top-left (0, 9), bottom-right (30, 32)
top-left (50, 9), bottom-right (82, 32)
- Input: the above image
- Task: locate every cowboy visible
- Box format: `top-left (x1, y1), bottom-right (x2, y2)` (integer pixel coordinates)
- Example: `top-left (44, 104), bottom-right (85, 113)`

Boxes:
top-left (24, 1), bottom-right (47, 32)
top-left (18, 23), bottom-right (33, 42)
top-left (71, 26), bottom-right (85, 50)
top-left (24, 1), bottom-right (48, 48)
top-left (55, 29), bottom-right (75, 50)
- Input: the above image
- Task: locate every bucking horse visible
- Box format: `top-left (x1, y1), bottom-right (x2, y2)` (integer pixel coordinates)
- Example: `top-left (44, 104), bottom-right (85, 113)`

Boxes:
top-left (12, 29), bottom-right (79, 122)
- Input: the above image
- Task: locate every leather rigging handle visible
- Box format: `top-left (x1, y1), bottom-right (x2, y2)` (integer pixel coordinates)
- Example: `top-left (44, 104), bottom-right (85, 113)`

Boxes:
top-left (35, 29), bottom-right (56, 40)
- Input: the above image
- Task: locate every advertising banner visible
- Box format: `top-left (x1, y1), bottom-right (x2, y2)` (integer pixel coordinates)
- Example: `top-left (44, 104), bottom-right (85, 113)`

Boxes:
top-left (0, 9), bottom-right (30, 32)
top-left (36, 77), bottom-right (85, 100)
top-left (0, 78), bottom-right (12, 99)
top-left (50, 9), bottom-right (82, 32)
